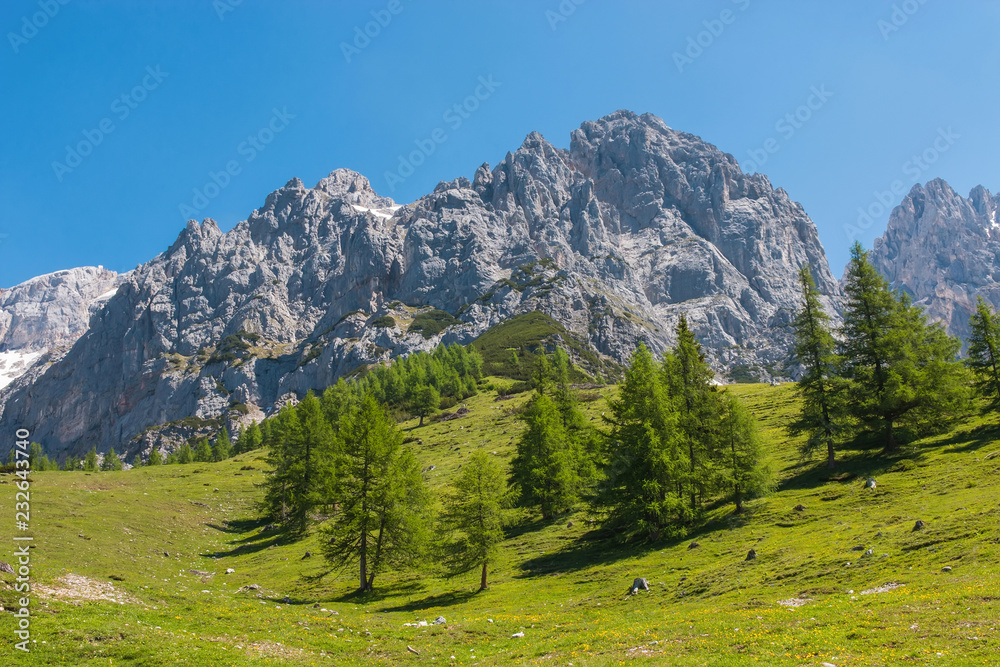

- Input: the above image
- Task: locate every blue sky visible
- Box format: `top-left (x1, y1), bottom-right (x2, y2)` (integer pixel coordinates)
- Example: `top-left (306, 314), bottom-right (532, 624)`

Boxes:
top-left (2, 0), bottom-right (998, 287)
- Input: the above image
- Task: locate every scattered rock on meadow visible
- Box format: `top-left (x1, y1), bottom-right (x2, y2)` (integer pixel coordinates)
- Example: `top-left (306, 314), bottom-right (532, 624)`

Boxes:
top-left (745, 549), bottom-right (757, 561)
top-left (511, 631), bottom-right (525, 638)
top-left (433, 616), bottom-right (446, 625)
top-left (688, 541), bottom-right (700, 550)
top-left (861, 582), bottom-right (903, 595)
top-left (226, 568), bottom-right (235, 574)
top-left (850, 545), bottom-right (865, 552)
top-left (0, 561), bottom-right (15, 575)
top-left (280, 596), bottom-right (292, 604)
top-left (629, 578), bottom-right (649, 595)
top-left (407, 645), bottom-right (420, 655)
top-left (912, 520), bottom-right (925, 531)
top-left (302, 552), bottom-right (312, 559)
top-left (864, 478), bottom-right (877, 490)
top-left (942, 566), bottom-right (952, 572)
top-left (566, 521), bottom-right (574, 528)
top-left (793, 504), bottom-right (806, 512)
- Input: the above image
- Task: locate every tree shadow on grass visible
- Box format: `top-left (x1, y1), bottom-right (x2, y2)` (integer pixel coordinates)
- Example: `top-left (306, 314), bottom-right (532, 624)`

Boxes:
top-left (922, 422), bottom-right (1000, 455)
top-left (330, 581), bottom-right (426, 604)
top-left (200, 519), bottom-right (301, 558)
top-left (379, 589), bottom-right (479, 613)
top-left (775, 434), bottom-right (927, 492)
top-left (504, 515), bottom-right (562, 540)
top-left (204, 517), bottom-right (266, 535)
top-left (516, 528), bottom-right (660, 577)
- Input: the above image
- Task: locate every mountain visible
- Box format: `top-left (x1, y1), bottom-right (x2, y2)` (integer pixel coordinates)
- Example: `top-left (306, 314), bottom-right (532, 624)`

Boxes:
top-left (869, 178), bottom-right (1000, 341)
top-left (0, 266), bottom-right (125, 390)
top-left (0, 110), bottom-right (839, 460)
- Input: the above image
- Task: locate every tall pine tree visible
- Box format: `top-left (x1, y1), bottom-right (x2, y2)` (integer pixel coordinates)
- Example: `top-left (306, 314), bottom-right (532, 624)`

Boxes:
top-left (719, 395), bottom-right (771, 512)
top-left (441, 449), bottom-right (513, 590)
top-left (663, 315), bottom-right (722, 512)
top-left (840, 243), bottom-right (967, 450)
top-left (789, 264), bottom-right (845, 467)
top-left (510, 392), bottom-right (584, 519)
top-left (320, 395), bottom-right (429, 592)
top-left (968, 296), bottom-right (1000, 410)
top-left (601, 344), bottom-right (687, 539)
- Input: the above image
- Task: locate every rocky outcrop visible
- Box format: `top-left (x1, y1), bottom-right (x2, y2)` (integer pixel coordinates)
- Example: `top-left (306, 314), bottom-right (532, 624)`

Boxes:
top-left (0, 111), bottom-right (838, 460)
top-left (0, 266), bottom-right (125, 389)
top-left (869, 179), bottom-right (1000, 342)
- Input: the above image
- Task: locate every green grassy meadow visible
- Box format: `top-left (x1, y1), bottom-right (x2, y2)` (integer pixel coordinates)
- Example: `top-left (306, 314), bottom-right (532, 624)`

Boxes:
top-left (3, 382), bottom-right (1000, 665)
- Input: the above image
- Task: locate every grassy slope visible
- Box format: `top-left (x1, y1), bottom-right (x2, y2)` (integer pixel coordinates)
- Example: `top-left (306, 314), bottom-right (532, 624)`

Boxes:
top-left (2, 382), bottom-right (1000, 665)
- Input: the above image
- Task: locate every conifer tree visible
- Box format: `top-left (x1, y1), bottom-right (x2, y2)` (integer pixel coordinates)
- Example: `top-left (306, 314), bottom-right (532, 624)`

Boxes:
top-left (601, 344), bottom-right (687, 538)
top-left (132, 454), bottom-right (142, 469)
top-left (84, 447), bottom-right (99, 472)
top-left (214, 427), bottom-right (232, 461)
top-left (148, 448), bottom-right (163, 466)
top-left (177, 443), bottom-right (194, 464)
top-left (28, 442), bottom-right (45, 470)
top-left (320, 395), bottom-right (429, 592)
top-left (789, 264), bottom-right (845, 467)
top-left (968, 296), bottom-right (1000, 410)
top-left (719, 395), bottom-right (772, 512)
top-left (194, 438), bottom-right (214, 463)
top-left (441, 449), bottom-right (513, 590)
top-left (260, 405), bottom-right (301, 526)
top-left (840, 242), bottom-right (968, 450)
top-left (409, 384), bottom-right (440, 426)
top-left (102, 448), bottom-right (123, 471)
top-left (663, 315), bottom-right (722, 512)
top-left (510, 392), bottom-right (586, 519)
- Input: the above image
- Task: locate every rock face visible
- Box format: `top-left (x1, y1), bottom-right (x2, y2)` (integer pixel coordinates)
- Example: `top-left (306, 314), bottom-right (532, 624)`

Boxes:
top-left (869, 179), bottom-right (1000, 342)
top-left (0, 111), bottom-right (838, 460)
top-left (0, 266), bottom-right (125, 389)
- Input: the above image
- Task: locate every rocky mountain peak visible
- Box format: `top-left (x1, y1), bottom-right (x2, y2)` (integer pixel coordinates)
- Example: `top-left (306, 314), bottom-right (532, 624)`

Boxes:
top-left (0, 266), bottom-right (127, 390)
top-left (313, 168), bottom-right (396, 208)
top-left (0, 110), bottom-right (839, 460)
top-left (870, 179), bottom-right (1000, 340)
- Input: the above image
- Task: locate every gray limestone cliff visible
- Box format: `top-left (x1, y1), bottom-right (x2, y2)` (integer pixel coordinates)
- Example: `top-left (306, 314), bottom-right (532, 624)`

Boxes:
top-left (0, 111), bottom-right (839, 459)
top-left (869, 178), bottom-right (1000, 342)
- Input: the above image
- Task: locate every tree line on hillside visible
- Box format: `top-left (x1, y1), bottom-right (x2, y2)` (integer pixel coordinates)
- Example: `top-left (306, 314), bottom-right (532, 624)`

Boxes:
top-left (251, 319), bottom-right (770, 592)
top-left (790, 241), bottom-right (1000, 467)
top-left (14, 344), bottom-right (483, 473)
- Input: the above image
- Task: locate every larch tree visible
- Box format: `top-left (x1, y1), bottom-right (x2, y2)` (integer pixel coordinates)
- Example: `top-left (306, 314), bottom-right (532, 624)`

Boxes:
top-left (320, 395), bottom-right (430, 592)
top-left (789, 264), bottom-right (845, 467)
top-left (968, 295), bottom-right (1000, 410)
top-left (663, 315), bottom-right (722, 512)
top-left (441, 449), bottom-right (513, 590)
top-left (719, 395), bottom-right (772, 512)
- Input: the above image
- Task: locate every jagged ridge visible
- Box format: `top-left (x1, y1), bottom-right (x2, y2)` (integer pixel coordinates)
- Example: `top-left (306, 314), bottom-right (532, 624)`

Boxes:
top-left (0, 110), bottom-right (839, 459)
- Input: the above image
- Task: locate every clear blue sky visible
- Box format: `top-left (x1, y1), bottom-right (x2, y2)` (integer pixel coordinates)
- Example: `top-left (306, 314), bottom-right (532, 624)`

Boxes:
top-left (2, 0), bottom-right (998, 287)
